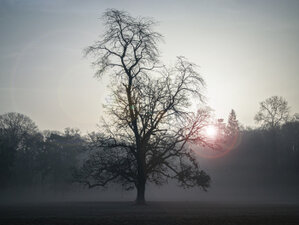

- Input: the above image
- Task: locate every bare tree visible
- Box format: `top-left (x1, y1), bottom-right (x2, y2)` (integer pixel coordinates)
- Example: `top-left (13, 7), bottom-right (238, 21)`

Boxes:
top-left (0, 112), bottom-right (39, 187)
top-left (75, 9), bottom-right (214, 204)
top-left (254, 96), bottom-right (291, 167)
top-left (255, 96), bottom-right (290, 129)
top-left (0, 112), bottom-right (38, 144)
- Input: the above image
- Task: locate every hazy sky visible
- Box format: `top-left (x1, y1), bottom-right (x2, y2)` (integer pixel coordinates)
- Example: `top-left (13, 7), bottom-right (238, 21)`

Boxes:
top-left (1, 0), bottom-right (299, 133)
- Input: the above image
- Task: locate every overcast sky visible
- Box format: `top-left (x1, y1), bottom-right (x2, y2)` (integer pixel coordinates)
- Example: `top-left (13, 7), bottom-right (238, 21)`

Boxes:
top-left (1, 0), bottom-right (299, 133)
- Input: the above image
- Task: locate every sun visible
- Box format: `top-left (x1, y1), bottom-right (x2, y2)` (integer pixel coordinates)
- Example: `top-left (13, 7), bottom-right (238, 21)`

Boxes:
top-left (205, 125), bottom-right (217, 138)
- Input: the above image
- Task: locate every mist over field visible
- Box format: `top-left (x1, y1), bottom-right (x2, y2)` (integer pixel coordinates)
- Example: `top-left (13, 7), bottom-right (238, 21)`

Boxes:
top-left (1, 127), bottom-right (298, 209)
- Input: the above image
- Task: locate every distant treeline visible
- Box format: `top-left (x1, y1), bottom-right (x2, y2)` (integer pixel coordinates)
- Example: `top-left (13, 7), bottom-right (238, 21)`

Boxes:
top-left (0, 111), bottom-right (298, 191)
top-left (206, 122), bottom-right (299, 189)
top-left (0, 112), bottom-right (86, 190)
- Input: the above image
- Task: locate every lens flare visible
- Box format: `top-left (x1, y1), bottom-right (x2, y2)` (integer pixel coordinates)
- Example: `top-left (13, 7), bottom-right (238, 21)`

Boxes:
top-left (205, 125), bottom-right (217, 138)
top-left (194, 131), bottom-right (242, 159)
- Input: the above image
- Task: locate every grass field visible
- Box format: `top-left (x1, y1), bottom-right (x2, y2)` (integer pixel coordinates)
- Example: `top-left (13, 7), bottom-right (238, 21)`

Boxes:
top-left (0, 201), bottom-right (298, 225)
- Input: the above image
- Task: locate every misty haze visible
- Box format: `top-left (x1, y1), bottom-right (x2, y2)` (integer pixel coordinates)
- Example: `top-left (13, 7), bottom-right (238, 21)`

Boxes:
top-left (0, 1), bottom-right (299, 225)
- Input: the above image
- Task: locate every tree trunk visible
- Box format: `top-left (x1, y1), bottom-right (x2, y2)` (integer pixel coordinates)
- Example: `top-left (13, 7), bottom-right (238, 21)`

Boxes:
top-left (136, 181), bottom-right (146, 205)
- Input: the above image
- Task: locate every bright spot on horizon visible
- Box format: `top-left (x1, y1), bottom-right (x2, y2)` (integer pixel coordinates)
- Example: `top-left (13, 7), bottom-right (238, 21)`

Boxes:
top-left (205, 125), bottom-right (217, 139)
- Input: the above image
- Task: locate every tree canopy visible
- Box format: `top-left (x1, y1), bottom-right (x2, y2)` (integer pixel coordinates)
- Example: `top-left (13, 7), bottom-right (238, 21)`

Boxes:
top-left (255, 96), bottom-right (290, 129)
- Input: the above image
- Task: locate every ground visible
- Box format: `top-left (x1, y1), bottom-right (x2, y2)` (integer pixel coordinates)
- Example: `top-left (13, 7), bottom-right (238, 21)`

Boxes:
top-left (0, 201), bottom-right (299, 225)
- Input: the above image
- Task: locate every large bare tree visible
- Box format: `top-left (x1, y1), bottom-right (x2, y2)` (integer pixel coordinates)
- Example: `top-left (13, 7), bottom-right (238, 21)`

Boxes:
top-left (75, 9), bottom-right (215, 204)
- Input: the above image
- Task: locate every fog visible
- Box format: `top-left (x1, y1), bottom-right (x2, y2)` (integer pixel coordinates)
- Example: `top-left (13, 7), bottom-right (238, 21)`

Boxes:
top-left (1, 128), bottom-right (298, 205)
top-left (1, 168), bottom-right (298, 205)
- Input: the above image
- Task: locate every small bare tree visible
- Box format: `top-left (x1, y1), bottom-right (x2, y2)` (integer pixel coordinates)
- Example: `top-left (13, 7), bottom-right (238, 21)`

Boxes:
top-left (254, 96), bottom-right (291, 167)
top-left (255, 96), bottom-right (290, 129)
top-left (75, 9), bottom-right (215, 204)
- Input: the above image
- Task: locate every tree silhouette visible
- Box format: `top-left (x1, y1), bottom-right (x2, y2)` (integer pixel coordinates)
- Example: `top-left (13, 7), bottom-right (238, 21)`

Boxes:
top-left (226, 109), bottom-right (239, 136)
top-left (254, 96), bottom-right (290, 130)
top-left (0, 112), bottom-right (39, 187)
top-left (74, 9), bottom-right (213, 204)
top-left (254, 96), bottom-right (290, 167)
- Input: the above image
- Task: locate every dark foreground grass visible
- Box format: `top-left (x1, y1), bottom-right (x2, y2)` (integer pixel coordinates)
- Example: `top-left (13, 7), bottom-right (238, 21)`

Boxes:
top-left (0, 201), bottom-right (298, 225)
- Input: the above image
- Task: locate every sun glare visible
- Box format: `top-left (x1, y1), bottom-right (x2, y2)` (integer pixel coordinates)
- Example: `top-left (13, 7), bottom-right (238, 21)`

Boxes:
top-left (206, 125), bottom-right (217, 138)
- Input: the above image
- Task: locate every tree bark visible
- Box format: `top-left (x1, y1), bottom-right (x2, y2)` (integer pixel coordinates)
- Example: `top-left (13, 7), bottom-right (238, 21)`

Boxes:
top-left (136, 181), bottom-right (146, 205)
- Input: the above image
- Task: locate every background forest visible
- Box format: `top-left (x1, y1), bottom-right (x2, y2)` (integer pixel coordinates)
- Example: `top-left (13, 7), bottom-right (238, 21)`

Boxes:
top-left (1, 104), bottom-right (298, 203)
